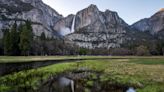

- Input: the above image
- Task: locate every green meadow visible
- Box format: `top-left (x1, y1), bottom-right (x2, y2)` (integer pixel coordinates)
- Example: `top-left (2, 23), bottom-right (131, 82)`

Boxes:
top-left (0, 56), bottom-right (164, 92)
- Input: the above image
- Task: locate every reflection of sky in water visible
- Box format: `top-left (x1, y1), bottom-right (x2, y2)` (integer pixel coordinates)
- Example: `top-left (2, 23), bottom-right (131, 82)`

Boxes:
top-left (126, 87), bottom-right (136, 92)
top-left (59, 77), bottom-right (75, 92)
top-left (59, 77), bottom-right (72, 86)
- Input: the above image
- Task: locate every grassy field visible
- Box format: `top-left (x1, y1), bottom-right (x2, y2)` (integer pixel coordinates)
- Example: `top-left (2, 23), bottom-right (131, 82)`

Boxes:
top-left (0, 56), bottom-right (164, 63)
top-left (0, 56), bottom-right (164, 92)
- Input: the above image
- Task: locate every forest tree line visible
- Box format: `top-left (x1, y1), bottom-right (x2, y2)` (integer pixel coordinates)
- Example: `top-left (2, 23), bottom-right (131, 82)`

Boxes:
top-left (1, 21), bottom-right (33, 56)
top-left (0, 20), bottom-right (164, 56)
top-left (0, 21), bottom-right (81, 56)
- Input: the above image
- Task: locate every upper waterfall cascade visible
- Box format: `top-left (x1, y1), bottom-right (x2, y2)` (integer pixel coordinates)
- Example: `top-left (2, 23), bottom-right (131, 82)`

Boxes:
top-left (59, 16), bottom-right (76, 36)
top-left (71, 16), bottom-right (76, 33)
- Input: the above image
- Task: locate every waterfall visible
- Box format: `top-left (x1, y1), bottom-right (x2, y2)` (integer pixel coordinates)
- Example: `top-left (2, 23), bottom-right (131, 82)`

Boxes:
top-left (71, 16), bottom-right (76, 33)
top-left (59, 16), bottom-right (76, 36)
top-left (60, 27), bottom-right (71, 36)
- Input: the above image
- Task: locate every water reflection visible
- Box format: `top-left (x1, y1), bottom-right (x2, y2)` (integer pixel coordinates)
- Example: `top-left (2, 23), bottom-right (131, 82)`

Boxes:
top-left (59, 77), bottom-right (74, 92)
top-left (39, 72), bottom-right (137, 92)
top-left (126, 87), bottom-right (136, 92)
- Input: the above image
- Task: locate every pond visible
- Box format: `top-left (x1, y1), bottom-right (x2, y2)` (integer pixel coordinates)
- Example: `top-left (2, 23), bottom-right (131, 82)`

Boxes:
top-left (0, 59), bottom-right (83, 76)
top-left (0, 59), bottom-right (141, 92)
top-left (39, 68), bottom-right (136, 92)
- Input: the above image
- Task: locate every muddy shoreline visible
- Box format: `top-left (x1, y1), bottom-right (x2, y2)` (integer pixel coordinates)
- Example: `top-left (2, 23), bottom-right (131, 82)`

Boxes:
top-left (0, 59), bottom-right (84, 76)
top-left (0, 57), bottom-right (134, 76)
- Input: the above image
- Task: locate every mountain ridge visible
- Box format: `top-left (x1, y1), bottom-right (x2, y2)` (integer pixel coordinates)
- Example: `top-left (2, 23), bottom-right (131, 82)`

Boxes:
top-left (0, 0), bottom-right (62, 38)
top-left (62, 4), bottom-right (134, 49)
top-left (132, 8), bottom-right (164, 34)
top-left (0, 1), bottom-right (164, 51)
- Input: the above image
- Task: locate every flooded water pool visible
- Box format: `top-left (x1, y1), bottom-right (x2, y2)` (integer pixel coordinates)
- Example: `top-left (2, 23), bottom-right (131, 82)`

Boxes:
top-left (126, 87), bottom-right (136, 92)
top-left (39, 69), bottom-right (137, 92)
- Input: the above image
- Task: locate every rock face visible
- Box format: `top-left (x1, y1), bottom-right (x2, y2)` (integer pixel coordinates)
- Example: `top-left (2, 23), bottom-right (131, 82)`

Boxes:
top-left (132, 9), bottom-right (164, 34)
top-left (0, 0), bottom-right (62, 38)
top-left (59, 4), bottom-right (130, 49)
top-left (1, 1), bottom-right (162, 50)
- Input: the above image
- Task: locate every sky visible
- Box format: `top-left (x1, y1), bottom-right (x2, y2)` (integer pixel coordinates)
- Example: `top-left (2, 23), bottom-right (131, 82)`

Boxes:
top-left (42, 0), bottom-right (164, 25)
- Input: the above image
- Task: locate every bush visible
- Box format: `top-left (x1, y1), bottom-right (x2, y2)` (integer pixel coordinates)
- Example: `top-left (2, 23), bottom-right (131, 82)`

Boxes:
top-left (110, 48), bottom-right (132, 56)
top-left (135, 45), bottom-right (150, 56)
top-left (79, 48), bottom-right (88, 55)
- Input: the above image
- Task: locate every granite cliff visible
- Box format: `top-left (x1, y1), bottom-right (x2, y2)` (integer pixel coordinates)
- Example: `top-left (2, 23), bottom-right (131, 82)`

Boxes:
top-left (54, 5), bottom-right (132, 49)
top-left (0, 0), bottom-right (62, 38)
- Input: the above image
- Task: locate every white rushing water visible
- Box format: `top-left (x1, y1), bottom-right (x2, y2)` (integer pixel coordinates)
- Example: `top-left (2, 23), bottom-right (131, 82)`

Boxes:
top-left (71, 16), bottom-right (76, 33)
top-left (59, 16), bottom-right (76, 36)
top-left (60, 27), bottom-right (71, 36)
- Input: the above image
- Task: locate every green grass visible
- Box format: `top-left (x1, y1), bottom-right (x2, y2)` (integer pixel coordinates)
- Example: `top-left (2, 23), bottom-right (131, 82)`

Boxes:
top-left (0, 62), bottom-right (77, 91)
top-left (0, 56), bottom-right (78, 63)
top-left (0, 56), bottom-right (164, 92)
top-left (0, 56), bottom-right (164, 63)
top-left (129, 58), bottom-right (164, 65)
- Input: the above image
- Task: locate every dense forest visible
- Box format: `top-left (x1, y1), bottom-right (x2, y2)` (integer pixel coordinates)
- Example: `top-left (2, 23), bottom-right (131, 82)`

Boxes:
top-left (0, 21), bottom-right (77, 56)
top-left (0, 21), bottom-right (164, 56)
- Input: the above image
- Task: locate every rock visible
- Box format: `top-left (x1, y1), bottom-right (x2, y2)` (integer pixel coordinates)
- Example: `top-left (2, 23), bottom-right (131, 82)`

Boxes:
top-left (64, 4), bottom-right (130, 49)
top-left (0, 0), bottom-right (62, 38)
top-left (0, 1), bottom-right (162, 49)
top-left (132, 9), bottom-right (164, 34)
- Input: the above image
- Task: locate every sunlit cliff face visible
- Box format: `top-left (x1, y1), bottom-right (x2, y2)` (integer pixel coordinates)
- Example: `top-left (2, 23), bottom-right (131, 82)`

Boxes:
top-left (158, 8), bottom-right (164, 12)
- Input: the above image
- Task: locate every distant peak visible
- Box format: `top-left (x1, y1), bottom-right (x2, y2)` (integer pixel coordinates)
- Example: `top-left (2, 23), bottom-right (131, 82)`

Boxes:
top-left (87, 4), bottom-right (99, 10)
top-left (105, 9), bottom-right (111, 12)
top-left (158, 8), bottom-right (164, 12)
top-left (20, 0), bottom-right (43, 5)
top-left (105, 9), bottom-right (116, 13)
top-left (88, 4), bottom-right (97, 8)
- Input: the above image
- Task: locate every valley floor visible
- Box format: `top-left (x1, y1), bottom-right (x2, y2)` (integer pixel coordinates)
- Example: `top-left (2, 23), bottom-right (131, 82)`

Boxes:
top-left (0, 56), bottom-right (164, 92)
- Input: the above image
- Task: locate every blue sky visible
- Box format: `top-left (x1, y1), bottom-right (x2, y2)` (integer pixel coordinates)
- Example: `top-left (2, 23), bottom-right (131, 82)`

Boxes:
top-left (42, 0), bottom-right (164, 25)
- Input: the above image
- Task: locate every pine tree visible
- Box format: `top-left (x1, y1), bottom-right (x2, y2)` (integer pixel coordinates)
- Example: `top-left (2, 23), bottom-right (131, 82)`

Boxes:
top-left (40, 32), bottom-right (46, 55)
top-left (19, 21), bottom-right (33, 56)
top-left (19, 25), bottom-right (29, 55)
top-left (18, 23), bottom-right (24, 34)
top-left (26, 20), bottom-right (33, 40)
top-left (3, 29), bottom-right (11, 55)
top-left (10, 22), bottom-right (20, 55)
top-left (40, 32), bottom-right (46, 41)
